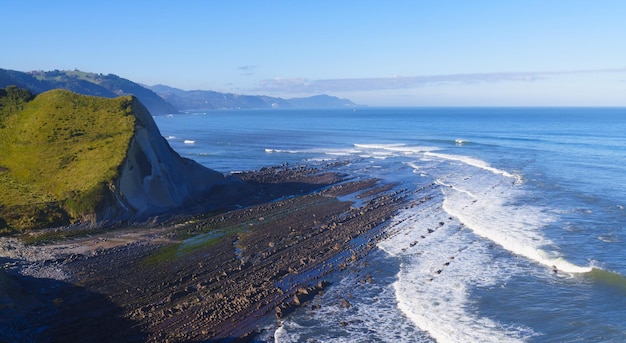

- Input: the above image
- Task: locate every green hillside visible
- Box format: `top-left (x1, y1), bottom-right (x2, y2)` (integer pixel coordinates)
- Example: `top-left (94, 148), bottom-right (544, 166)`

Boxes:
top-left (0, 87), bottom-right (136, 232)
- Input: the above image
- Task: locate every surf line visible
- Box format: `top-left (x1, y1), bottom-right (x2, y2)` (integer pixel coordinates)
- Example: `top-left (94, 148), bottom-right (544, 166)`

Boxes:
top-left (435, 177), bottom-right (592, 275)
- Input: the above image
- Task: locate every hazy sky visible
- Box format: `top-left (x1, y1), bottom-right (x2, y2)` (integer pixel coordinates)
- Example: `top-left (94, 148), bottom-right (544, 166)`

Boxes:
top-left (3, 1), bottom-right (626, 106)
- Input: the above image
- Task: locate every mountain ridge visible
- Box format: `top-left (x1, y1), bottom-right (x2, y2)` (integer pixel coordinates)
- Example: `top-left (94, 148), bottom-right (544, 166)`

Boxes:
top-left (148, 84), bottom-right (360, 110)
top-left (0, 68), bottom-right (361, 114)
top-left (0, 69), bottom-right (178, 115)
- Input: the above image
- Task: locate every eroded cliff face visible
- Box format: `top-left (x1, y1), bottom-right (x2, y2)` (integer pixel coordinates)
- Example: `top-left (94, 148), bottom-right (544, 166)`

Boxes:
top-left (100, 100), bottom-right (229, 222)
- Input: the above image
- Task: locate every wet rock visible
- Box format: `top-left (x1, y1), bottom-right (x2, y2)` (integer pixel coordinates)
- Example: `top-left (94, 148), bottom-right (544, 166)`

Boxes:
top-left (339, 299), bottom-right (351, 309)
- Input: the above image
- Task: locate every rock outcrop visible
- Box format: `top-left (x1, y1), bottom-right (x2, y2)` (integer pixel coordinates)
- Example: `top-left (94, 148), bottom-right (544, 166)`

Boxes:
top-left (100, 98), bottom-right (229, 222)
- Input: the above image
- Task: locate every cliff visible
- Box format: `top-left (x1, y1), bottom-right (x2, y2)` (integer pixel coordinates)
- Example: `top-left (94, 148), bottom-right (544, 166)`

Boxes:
top-left (0, 88), bottom-right (228, 232)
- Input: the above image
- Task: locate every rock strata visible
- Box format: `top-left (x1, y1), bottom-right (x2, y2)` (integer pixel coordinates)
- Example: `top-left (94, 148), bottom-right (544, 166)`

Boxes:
top-left (1, 163), bottom-right (424, 342)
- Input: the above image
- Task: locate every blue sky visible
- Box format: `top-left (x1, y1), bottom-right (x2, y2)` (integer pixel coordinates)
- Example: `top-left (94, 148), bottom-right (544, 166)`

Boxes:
top-left (3, 1), bottom-right (626, 106)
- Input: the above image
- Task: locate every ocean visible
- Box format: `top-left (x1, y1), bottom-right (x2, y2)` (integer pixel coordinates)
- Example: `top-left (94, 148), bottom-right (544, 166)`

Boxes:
top-left (154, 107), bottom-right (626, 342)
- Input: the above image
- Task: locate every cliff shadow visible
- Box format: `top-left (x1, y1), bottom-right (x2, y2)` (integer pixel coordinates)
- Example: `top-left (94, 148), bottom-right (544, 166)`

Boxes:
top-left (0, 261), bottom-right (146, 343)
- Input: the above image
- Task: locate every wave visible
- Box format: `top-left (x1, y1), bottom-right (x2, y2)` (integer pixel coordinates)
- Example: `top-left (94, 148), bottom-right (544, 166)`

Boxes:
top-left (183, 140), bottom-right (196, 144)
top-left (379, 198), bottom-right (534, 343)
top-left (354, 143), bottom-right (440, 155)
top-left (425, 152), bottom-right (522, 183)
top-left (426, 156), bottom-right (592, 274)
top-left (439, 182), bottom-right (592, 274)
top-left (587, 268), bottom-right (626, 294)
top-left (265, 147), bottom-right (364, 156)
top-left (264, 148), bottom-right (301, 154)
top-left (598, 234), bottom-right (621, 243)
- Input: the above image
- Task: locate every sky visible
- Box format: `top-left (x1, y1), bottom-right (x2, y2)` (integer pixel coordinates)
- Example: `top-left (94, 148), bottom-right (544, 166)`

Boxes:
top-left (3, 0), bottom-right (626, 106)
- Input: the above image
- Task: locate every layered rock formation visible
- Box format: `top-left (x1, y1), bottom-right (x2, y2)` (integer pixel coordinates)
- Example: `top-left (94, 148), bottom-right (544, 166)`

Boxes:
top-left (102, 97), bottom-right (228, 222)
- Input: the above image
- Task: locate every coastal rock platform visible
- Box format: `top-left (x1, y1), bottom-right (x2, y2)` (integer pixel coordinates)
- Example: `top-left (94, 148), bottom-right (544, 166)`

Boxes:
top-left (0, 162), bottom-right (425, 342)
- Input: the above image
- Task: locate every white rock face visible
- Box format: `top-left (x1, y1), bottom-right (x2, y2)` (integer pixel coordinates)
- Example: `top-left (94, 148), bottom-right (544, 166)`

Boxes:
top-left (99, 100), bottom-right (228, 222)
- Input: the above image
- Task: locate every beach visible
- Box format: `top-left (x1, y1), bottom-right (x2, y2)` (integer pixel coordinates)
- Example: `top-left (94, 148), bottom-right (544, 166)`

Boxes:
top-left (1, 162), bottom-right (417, 342)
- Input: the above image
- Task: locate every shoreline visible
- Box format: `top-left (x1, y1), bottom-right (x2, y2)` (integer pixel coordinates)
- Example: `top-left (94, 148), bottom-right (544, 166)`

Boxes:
top-left (0, 161), bottom-right (428, 342)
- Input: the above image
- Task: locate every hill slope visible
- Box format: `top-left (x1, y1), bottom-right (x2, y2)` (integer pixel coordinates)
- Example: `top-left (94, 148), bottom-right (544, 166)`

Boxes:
top-left (0, 87), bottom-right (226, 232)
top-left (0, 69), bottom-right (178, 115)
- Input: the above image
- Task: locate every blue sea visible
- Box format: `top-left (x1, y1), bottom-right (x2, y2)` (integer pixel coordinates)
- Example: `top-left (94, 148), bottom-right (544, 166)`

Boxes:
top-left (154, 108), bottom-right (626, 342)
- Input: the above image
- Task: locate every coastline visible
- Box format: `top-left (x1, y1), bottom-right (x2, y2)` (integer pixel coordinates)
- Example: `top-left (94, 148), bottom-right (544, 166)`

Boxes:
top-left (0, 161), bottom-right (431, 342)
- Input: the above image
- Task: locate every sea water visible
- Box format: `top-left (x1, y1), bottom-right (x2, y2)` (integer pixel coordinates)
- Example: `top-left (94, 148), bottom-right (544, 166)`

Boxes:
top-left (154, 108), bottom-right (626, 342)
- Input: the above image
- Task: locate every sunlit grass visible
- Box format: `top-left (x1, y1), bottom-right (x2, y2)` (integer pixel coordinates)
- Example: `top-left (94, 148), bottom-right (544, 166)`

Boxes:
top-left (0, 89), bottom-right (136, 231)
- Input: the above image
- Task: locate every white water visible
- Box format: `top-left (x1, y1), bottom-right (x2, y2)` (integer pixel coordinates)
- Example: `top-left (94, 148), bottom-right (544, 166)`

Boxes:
top-left (268, 143), bottom-right (596, 342)
top-left (273, 262), bottom-right (431, 342)
top-left (313, 144), bottom-right (593, 342)
top-left (379, 195), bottom-right (532, 343)
top-left (427, 154), bottom-right (592, 274)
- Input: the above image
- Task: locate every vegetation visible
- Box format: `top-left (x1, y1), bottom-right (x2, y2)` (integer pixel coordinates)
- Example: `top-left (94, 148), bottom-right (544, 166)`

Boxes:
top-left (0, 87), bottom-right (136, 232)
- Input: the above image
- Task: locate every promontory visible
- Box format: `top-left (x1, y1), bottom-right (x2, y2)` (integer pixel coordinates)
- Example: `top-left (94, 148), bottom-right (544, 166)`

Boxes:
top-left (0, 87), bottom-right (228, 233)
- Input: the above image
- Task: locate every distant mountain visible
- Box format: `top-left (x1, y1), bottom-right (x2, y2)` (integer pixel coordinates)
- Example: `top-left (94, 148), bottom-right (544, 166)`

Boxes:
top-left (0, 68), bottom-right (361, 114)
top-left (147, 84), bottom-right (360, 110)
top-left (285, 94), bottom-right (359, 109)
top-left (0, 69), bottom-right (178, 115)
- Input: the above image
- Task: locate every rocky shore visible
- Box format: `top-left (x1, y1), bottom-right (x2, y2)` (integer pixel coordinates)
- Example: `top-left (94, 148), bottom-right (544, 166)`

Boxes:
top-left (0, 162), bottom-right (418, 342)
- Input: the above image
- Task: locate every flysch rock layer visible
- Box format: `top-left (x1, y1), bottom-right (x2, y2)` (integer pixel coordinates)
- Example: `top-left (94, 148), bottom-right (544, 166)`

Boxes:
top-left (100, 99), bottom-right (231, 223)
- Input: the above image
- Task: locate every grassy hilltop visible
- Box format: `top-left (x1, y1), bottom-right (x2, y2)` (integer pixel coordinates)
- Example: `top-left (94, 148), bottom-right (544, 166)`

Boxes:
top-left (0, 86), bottom-right (136, 232)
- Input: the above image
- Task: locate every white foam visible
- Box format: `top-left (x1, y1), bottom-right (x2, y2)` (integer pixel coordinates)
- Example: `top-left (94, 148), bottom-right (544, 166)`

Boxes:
top-left (441, 182), bottom-right (591, 274)
top-left (379, 201), bottom-right (532, 343)
top-left (425, 152), bottom-right (522, 183)
top-left (598, 234), bottom-right (620, 243)
top-left (377, 151), bottom-right (594, 341)
top-left (354, 143), bottom-right (440, 155)
top-left (274, 252), bottom-right (431, 342)
top-left (354, 143), bottom-right (406, 149)
top-left (264, 148), bottom-right (302, 154)
top-left (183, 140), bottom-right (195, 144)
top-left (274, 322), bottom-right (301, 342)
top-left (424, 156), bottom-right (592, 274)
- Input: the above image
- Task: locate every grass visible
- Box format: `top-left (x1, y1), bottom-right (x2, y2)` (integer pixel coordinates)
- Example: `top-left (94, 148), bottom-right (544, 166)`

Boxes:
top-left (19, 227), bottom-right (97, 245)
top-left (141, 243), bottom-right (183, 266)
top-left (141, 226), bottom-right (243, 266)
top-left (0, 89), bottom-right (136, 231)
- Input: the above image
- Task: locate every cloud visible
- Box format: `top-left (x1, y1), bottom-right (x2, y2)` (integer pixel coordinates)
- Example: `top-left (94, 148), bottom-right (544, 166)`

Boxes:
top-left (238, 65), bottom-right (258, 76)
top-left (255, 68), bottom-right (626, 93)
